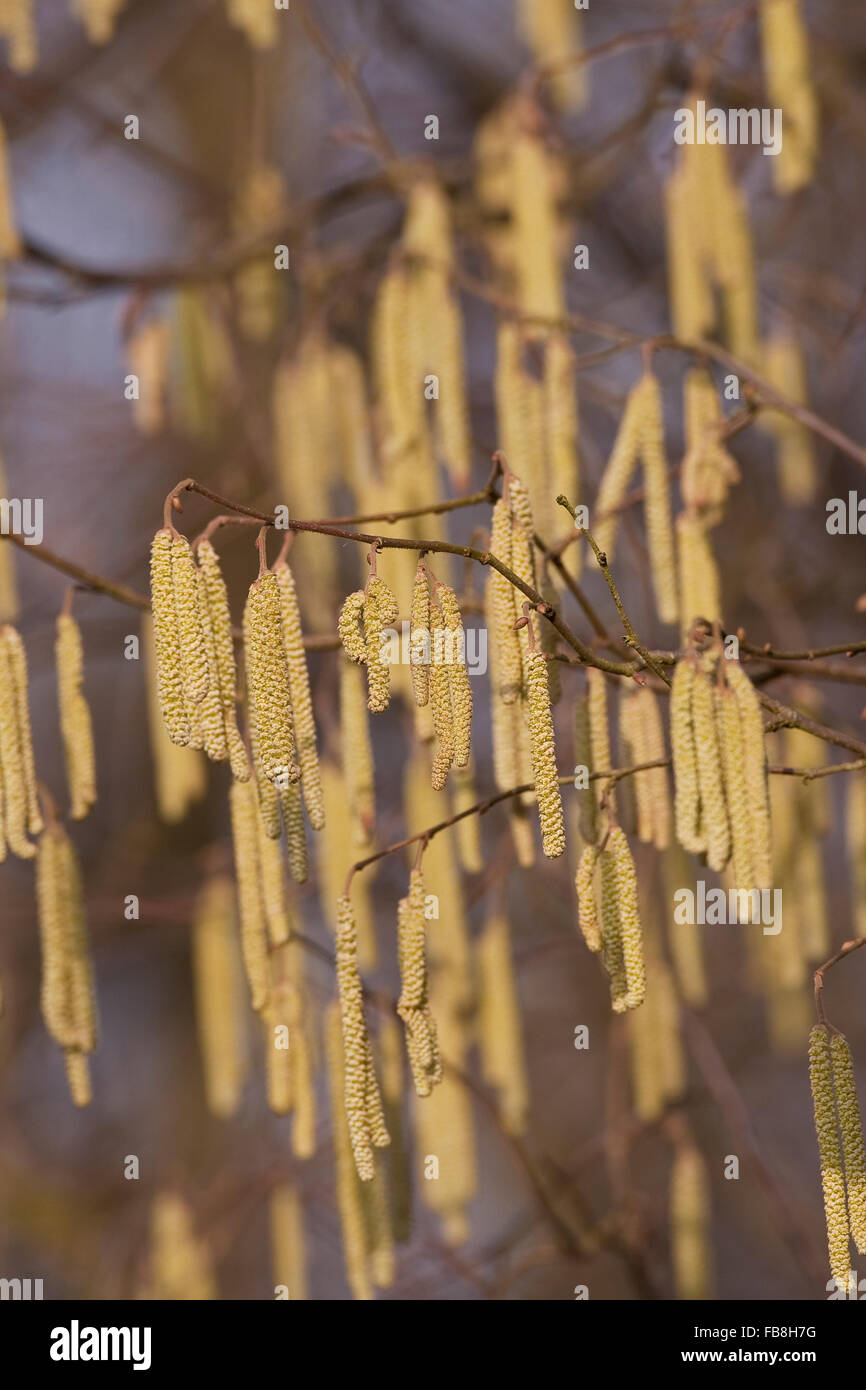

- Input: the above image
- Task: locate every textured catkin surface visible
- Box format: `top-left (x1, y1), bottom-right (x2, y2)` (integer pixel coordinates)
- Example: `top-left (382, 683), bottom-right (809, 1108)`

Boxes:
top-left (809, 1026), bottom-right (852, 1285)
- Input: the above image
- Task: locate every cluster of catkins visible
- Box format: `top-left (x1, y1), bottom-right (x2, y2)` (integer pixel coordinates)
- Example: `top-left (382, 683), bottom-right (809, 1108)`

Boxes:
top-left (487, 473), bottom-right (565, 859)
top-left (809, 1026), bottom-right (866, 1288)
top-left (396, 867), bottom-right (442, 1098)
top-left (575, 825), bottom-right (646, 1014)
top-left (671, 643), bottom-right (771, 888)
top-left (408, 561), bottom-right (473, 791)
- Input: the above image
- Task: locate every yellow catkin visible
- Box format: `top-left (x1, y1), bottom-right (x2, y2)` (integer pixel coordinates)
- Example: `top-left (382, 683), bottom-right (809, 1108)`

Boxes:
top-left (410, 562), bottom-right (430, 707)
top-left (36, 823), bottom-right (98, 1105)
top-left (319, 760), bottom-right (377, 969)
top-left (671, 660), bottom-right (702, 856)
top-left (638, 373), bottom-right (679, 625)
top-left (0, 117), bottom-right (19, 263)
top-left (691, 665), bottom-right (730, 872)
top-left (846, 777), bottom-right (866, 939)
top-left (270, 1184), bottom-right (308, 1301)
top-left (275, 562), bottom-right (324, 829)
top-left (378, 1017), bottom-right (412, 1244)
top-left (281, 782), bottom-right (308, 884)
top-left (338, 589), bottom-right (367, 663)
top-left (54, 614), bottom-right (96, 821)
top-left (544, 332), bottom-right (581, 540)
top-left (127, 317), bottom-right (171, 435)
top-left (810, 1026), bottom-right (852, 1284)
top-left (716, 685), bottom-right (755, 890)
top-left (192, 563), bottom-right (227, 762)
top-left (362, 575), bottom-right (398, 714)
top-left (829, 1034), bottom-right (866, 1256)
top-left (336, 896), bottom-right (389, 1181)
top-left (325, 1004), bottom-right (374, 1300)
top-left (191, 873), bottom-right (247, 1119)
top-left (228, 779), bottom-right (271, 1012)
top-left (575, 844), bottom-right (602, 952)
top-left (436, 582), bottom-right (472, 768)
top-left (664, 845), bottom-right (708, 1008)
top-left (623, 688), bottom-right (670, 850)
top-left (0, 628), bottom-right (35, 856)
top-left (594, 379), bottom-right (647, 561)
top-left (149, 530), bottom-right (189, 745)
top-left (397, 868), bottom-right (442, 1098)
top-left (4, 625), bottom-right (42, 838)
top-left (286, 942), bottom-right (317, 1161)
top-left (477, 912), bottom-right (530, 1135)
top-left (170, 534), bottom-right (209, 717)
top-left (677, 511), bottom-right (722, 637)
top-left (586, 667), bottom-right (613, 819)
top-left (759, 0), bottom-right (818, 194)
top-left (606, 826), bottom-right (646, 1011)
top-left (628, 955), bottom-right (686, 1121)
top-left (516, 0), bottom-right (587, 110)
top-left (142, 614), bottom-right (206, 822)
top-left (244, 572), bottom-right (298, 785)
top-left (488, 498), bottom-right (522, 705)
top-left (599, 846), bottom-right (627, 1010)
top-left (147, 1193), bottom-right (216, 1301)
top-left (256, 794), bottom-right (291, 947)
top-left (682, 368), bottom-right (739, 519)
top-left (725, 663), bottom-right (771, 889)
top-left (232, 164), bottom-right (286, 342)
top-left (0, 0), bottom-right (36, 73)
top-left (195, 540), bottom-right (248, 777)
top-left (452, 763), bottom-right (483, 874)
top-left (429, 596), bottom-right (456, 791)
top-left (511, 117), bottom-right (564, 327)
top-left (340, 658), bottom-right (375, 847)
top-left (664, 169), bottom-right (715, 344)
top-left (761, 334), bottom-right (817, 505)
top-left (670, 1143), bottom-right (711, 1299)
top-left (74, 0), bottom-right (127, 44)
top-left (526, 650), bottom-right (565, 858)
top-left (225, 0), bottom-right (277, 47)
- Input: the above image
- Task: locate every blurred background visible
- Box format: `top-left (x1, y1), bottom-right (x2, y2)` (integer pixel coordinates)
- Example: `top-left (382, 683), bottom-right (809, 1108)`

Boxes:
top-left (0, 0), bottom-right (864, 1301)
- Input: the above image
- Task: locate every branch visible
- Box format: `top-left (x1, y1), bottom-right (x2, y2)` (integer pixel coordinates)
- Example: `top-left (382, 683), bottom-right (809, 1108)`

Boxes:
top-left (814, 938), bottom-right (866, 1028)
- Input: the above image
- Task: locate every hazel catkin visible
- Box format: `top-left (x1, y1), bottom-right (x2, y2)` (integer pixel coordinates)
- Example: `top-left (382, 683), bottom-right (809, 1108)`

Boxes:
top-left (809, 1025), bottom-right (852, 1285)
top-left (526, 649), bottom-right (565, 858)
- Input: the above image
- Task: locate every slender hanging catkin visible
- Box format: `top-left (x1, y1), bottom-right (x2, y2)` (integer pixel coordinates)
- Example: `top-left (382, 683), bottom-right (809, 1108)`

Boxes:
top-left (195, 539), bottom-right (249, 780)
top-left (228, 779), bottom-right (271, 1013)
top-left (397, 868), bottom-right (442, 1097)
top-left (606, 826), bottom-right (646, 1011)
top-left (36, 822), bottom-right (98, 1106)
top-left (409, 561), bottom-right (431, 707)
top-left (191, 873), bottom-right (247, 1119)
top-left (170, 534), bottom-right (209, 715)
top-left (0, 626), bottom-right (40, 857)
top-left (575, 844), bottom-right (602, 952)
top-left (477, 912), bottom-right (530, 1135)
top-left (759, 0), bottom-right (818, 194)
top-left (55, 613), bottom-right (97, 821)
top-left (429, 596), bottom-right (456, 791)
top-left (830, 1032), bottom-right (866, 1257)
top-left (670, 1143), bottom-right (711, 1299)
top-left (691, 662), bottom-right (730, 872)
top-left (594, 379), bottom-right (646, 561)
top-left (340, 657), bottom-right (376, 847)
top-left (724, 662), bottom-right (771, 887)
top-left (639, 372), bottom-right (679, 625)
top-left (146, 1192), bottom-right (216, 1301)
top-left (670, 659), bottom-right (704, 854)
top-left (526, 649), bottom-right (565, 858)
top-left (142, 614), bottom-right (207, 822)
top-left (336, 896), bottom-right (389, 1181)
top-left (325, 1003), bottom-right (373, 1301)
top-left (270, 1183), bottom-right (308, 1301)
top-left (809, 1026), bottom-right (852, 1285)
top-left (488, 498), bottom-right (522, 705)
top-left (275, 561), bottom-right (324, 829)
top-left (436, 581), bottom-right (472, 767)
top-left (149, 529), bottom-right (189, 746)
top-left (677, 511), bottom-right (722, 637)
top-left (362, 575), bottom-right (398, 713)
top-left (243, 571), bottom-right (298, 785)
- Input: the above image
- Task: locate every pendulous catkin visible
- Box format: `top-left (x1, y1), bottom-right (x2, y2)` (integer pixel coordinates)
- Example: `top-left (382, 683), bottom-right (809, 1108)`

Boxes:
top-left (526, 649), bottom-right (565, 857)
top-left (225, 0), bottom-right (277, 48)
top-left (363, 575), bottom-right (398, 713)
top-left (691, 657), bottom-right (730, 873)
top-left (809, 1026), bottom-right (852, 1285)
top-left (677, 511), bottom-right (722, 636)
top-left (0, 624), bottom-right (43, 858)
top-left (575, 844), bottom-right (602, 953)
top-left (670, 1143), bottom-right (712, 1300)
top-left (397, 868), bottom-right (442, 1098)
top-left (429, 595), bottom-right (456, 791)
top-left (759, 0), bottom-right (818, 194)
top-left (244, 571), bottom-right (298, 786)
top-left (670, 659), bottom-right (704, 855)
top-left (515, 0), bottom-right (587, 112)
top-left (452, 762), bottom-right (483, 874)
top-left (830, 1032), bottom-right (866, 1257)
top-left (195, 539), bottom-right (249, 780)
top-left (435, 580), bottom-right (472, 768)
top-left (325, 1003), bottom-right (373, 1300)
top-left (55, 612), bottom-right (97, 821)
top-left (340, 657), bottom-right (376, 847)
top-left (639, 372), bottom-right (679, 626)
top-left (604, 826), bottom-right (646, 1012)
top-left (36, 822), bottom-right (98, 1106)
top-left (142, 614), bottom-right (207, 823)
top-left (146, 1192), bottom-right (216, 1301)
top-left (228, 779), bottom-right (271, 1013)
top-left (191, 872), bottom-right (247, 1119)
top-left (336, 895), bottom-right (389, 1181)
top-left (149, 529), bottom-right (189, 746)
top-left (270, 1183), bottom-right (308, 1301)
top-left (275, 561), bottom-right (324, 829)
top-left (477, 912), bottom-right (530, 1135)
top-left (409, 561), bottom-right (431, 707)
top-left (488, 498), bottom-right (522, 705)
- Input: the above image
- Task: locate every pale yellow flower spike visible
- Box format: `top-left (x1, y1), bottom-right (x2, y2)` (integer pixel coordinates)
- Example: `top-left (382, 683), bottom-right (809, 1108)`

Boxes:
top-left (452, 763), bottom-right (483, 874)
top-left (488, 498), bottom-right (522, 705)
top-left (243, 572), bottom-right (298, 785)
top-left (397, 868), bottom-right (442, 1098)
top-left (281, 783), bottom-right (309, 885)
top-left (196, 539), bottom-right (249, 780)
top-left (526, 650), bottom-right (565, 858)
top-left (74, 0), bottom-right (127, 44)
top-left (56, 613), bottom-right (97, 821)
top-left (670, 1143), bottom-right (712, 1299)
top-left (36, 824), bottom-right (98, 1105)
top-left (256, 798), bottom-right (291, 948)
top-left (607, 826), bottom-right (646, 1012)
top-left (516, 0), bottom-right (587, 112)
top-left (325, 1004), bottom-right (374, 1300)
top-left (716, 686), bottom-right (755, 890)
top-left (191, 565), bottom-right (227, 761)
top-left (671, 660), bottom-right (705, 854)
top-left (809, 1026), bottom-right (853, 1285)
top-left (338, 590), bottom-right (367, 663)
top-left (830, 1033), bottom-right (866, 1257)
top-left (436, 582), bottom-right (472, 768)
top-left (0, 0), bottom-right (36, 73)
top-left (336, 896), bottom-right (389, 1182)
top-left (511, 122), bottom-right (564, 328)
top-left (340, 658), bottom-right (376, 847)
top-left (170, 534), bottom-right (210, 712)
top-left (691, 665), bottom-right (730, 873)
top-left (410, 562), bottom-right (431, 707)
top-left (599, 846), bottom-right (628, 1010)
top-left (270, 1184), bottom-right (308, 1301)
top-left (141, 615), bottom-right (206, 822)
top-left (0, 630), bottom-right (35, 857)
top-left (363, 575), bottom-right (398, 714)
top-left (5, 626), bottom-right (43, 838)
top-left (191, 873), bottom-right (247, 1120)
top-left (225, 0), bottom-right (277, 48)
top-left (677, 512), bottom-right (722, 637)
top-left (664, 169), bottom-right (714, 345)
top-left (639, 373), bottom-right (679, 626)
top-left (594, 379), bottom-right (646, 561)
top-left (574, 844), bottom-right (602, 953)
top-left (228, 779), bottom-right (271, 1013)
top-left (477, 912), bottom-right (530, 1136)
top-left (725, 663), bottom-right (772, 890)
top-left (149, 530), bottom-right (189, 746)
top-left (759, 0), bottom-right (818, 194)
top-left (146, 1192), bottom-right (217, 1301)
top-left (429, 597), bottom-right (456, 791)
top-left (275, 562), bottom-right (325, 830)
top-left (762, 334), bottom-right (817, 505)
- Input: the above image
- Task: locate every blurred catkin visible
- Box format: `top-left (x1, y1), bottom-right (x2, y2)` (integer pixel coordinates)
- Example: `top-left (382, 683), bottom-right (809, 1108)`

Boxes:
top-left (56, 613), bottom-right (97, 821)
top-left (830, 1033), bottom-right (866, 1256)
top-left (229, 778), bottom-right (271, 1013)
top-left (477, 912), bottom-right (530, 1135)
top-left (0, 625), bottom-right (43, 857)
top-left (336, 895), bottom-right (389, 1181)
top-left (36, 822), bottom-right (98, 1106)
top-left (191, 873), bottom-right (247, 1119)
top-left (759, 0), bottom-right (818, 194)
top-left (670, 1143), bottom-right (712, 1299)
top-left (270, 1184), bottom-right (308, 1301)
top-left (146, 1193), bottom-right (216, 1301)
top-left (142, 614), bottom-right (206, 823)
top-left (340, 657), bottom-right (376, 847)
top-left (325, 1004), bottom-right (374, 1300)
